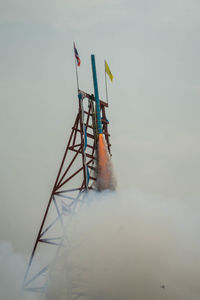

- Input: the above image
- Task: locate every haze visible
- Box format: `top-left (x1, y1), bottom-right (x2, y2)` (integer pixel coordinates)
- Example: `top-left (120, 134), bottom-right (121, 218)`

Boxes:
top-left (0, 0), bottom-right (200, 299)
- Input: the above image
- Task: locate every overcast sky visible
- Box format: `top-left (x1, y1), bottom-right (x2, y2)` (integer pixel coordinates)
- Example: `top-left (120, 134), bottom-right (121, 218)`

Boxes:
top-left (1, 0), bottom-right (200, 253)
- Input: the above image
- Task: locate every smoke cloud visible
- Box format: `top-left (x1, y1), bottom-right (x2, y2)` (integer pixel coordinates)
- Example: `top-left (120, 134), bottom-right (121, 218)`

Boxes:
top-left (1, 191), bottom-right (200, 300)
top-left (46, 190), bottom-right (200, 300)
top-left (0, 241), bottom-right (38, 300)
top-left (96, 134), bottom-right (116, 191)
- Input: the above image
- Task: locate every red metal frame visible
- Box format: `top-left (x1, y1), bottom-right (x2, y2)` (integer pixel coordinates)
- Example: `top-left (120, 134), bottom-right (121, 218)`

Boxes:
top-left (22, 91), bottom-right (111, 298)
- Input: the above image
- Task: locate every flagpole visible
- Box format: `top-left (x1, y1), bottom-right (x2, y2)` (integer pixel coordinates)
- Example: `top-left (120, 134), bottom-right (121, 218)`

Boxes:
top-left (73, 42), bottom-right (79, 91)
top-left (75, 60), bottom-right (79, 91)
top-left (73, 43), bottom-right (88, 190)
top-left (104, 60), bottom-right (109, 105)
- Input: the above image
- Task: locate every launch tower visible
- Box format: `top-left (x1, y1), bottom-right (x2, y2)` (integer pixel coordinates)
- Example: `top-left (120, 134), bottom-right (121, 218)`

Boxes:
top-left (22, 55), bottom-right (112, 299)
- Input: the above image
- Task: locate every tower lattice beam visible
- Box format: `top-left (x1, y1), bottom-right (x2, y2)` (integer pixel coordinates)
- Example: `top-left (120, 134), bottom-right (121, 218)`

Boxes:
top-left (22, 91), bottom-right (111, 299)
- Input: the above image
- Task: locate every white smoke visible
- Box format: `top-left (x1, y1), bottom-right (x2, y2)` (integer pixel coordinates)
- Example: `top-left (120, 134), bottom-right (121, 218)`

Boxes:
top-left (0, 241), bottom-right (38, 300)
top-left (46, 189), bottom-right (200, 300)
top-left (1, 190), bottom-right (200, 300)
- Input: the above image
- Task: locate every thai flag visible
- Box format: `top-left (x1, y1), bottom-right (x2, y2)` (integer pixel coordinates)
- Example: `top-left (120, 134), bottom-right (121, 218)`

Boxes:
top-left (74, 42), bottom-right (81, 66)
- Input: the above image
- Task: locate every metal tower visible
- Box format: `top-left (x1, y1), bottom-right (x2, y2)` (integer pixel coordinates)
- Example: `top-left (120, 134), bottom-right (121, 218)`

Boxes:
top-left (22, 88), bottom-right (111, 298)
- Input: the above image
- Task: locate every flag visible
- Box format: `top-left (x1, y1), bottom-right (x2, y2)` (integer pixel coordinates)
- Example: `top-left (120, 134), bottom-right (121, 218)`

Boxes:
top-left (74, 42), bottom-right (81, 66)
top-left (105, 60), bottom-right (113, 82)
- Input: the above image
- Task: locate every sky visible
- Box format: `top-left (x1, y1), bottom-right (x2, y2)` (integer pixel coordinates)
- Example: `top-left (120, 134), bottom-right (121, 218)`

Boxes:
top-left (0, 0), bottom-right (200, 269)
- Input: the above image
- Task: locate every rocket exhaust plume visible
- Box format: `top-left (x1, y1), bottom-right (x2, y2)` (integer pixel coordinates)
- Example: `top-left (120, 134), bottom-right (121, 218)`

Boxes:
top-left (96, 134), bottom-right (115, 191)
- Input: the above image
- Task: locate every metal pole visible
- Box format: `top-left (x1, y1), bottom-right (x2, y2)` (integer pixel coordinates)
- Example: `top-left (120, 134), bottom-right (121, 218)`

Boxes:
top-left (104, 60), bottom-right (109, 105)
top-left (79, 99), bottom-right (88, 190)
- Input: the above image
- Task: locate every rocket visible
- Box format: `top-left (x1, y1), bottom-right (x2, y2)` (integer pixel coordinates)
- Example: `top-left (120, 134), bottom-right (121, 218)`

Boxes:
top-left (91, 54), bottom-right (115, 191)
top-left (91, 54), bottom-right (103, 135)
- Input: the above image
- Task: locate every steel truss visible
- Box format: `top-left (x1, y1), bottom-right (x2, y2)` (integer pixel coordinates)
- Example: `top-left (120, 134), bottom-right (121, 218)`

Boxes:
top-left (22, 90), bottom-right (111, 299)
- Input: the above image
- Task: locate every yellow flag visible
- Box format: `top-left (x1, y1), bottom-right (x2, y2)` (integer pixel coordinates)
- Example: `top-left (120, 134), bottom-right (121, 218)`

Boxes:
top-left (105, 60), bottom-right (113, 82)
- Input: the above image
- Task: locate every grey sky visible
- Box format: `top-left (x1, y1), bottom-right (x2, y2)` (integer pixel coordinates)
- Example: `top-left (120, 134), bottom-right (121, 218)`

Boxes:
top-left (0, 0), bottom-right (200, 254)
